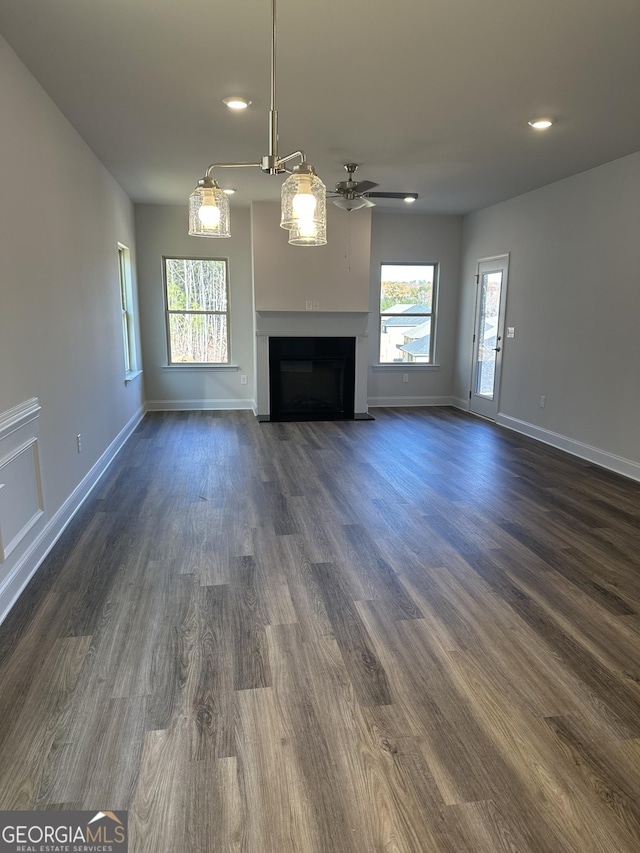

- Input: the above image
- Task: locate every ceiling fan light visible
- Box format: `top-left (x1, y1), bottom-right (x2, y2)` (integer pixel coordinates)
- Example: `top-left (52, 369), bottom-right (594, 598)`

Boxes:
top-left (281, 163), bottom-right (326, 234)
top-left (332, 196), bottom-right (373, 211)
top-left (188, 177), bottom-right (231, 237)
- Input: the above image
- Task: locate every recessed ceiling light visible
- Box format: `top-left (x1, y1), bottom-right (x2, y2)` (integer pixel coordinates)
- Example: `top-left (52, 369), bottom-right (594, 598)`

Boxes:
top-left (222, 188), bottom-right (236, 195)
top-left (404, 196), bottom-right (417, 203)
top-left (528, 117), bottom-right (554, 129)
top-left (223, 97), bottom-right (251, 110)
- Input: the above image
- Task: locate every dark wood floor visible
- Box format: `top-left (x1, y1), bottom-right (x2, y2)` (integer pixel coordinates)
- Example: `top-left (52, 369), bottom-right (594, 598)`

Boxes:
top-left (1, 408), bottom-right (640, 852)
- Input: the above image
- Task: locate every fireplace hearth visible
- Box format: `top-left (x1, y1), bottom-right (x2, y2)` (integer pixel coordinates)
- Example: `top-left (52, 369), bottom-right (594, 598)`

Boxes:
top-left (268, 337), bottom-right (356, 422)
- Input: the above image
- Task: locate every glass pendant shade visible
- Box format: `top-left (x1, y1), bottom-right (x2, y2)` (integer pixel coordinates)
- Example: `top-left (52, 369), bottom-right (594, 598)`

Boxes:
top-left (280, 164), bottom-right (326, 241)
top-left (287, 222), bottom-right (327, 246)
top-left (189, 178), bottom-right (231, 237)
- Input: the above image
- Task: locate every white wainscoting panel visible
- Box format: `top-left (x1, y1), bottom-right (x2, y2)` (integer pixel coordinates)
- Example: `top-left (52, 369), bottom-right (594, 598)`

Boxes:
top-left (0, 437), bottom-right (44, 562)
top-left (0, 399), bottom-right (43, 564)
top-left (0, 402), bottom-right (144, 626)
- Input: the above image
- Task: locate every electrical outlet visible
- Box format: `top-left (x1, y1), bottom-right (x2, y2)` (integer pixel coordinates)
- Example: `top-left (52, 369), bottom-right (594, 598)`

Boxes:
top-left (539, 395), bottom-right (546, 408)
top-left (305, 300), bottom-right (313, 310)
top-left (76, 433), bottom-right (82, 453)
top-left (240, 374), bottom-right (248, 385)
top-left (312, 300), bottom-right (320, 310)
top-left (507, 327), bottom-right (515, 338)
top-left (403, 373), bottom-right (409, 383)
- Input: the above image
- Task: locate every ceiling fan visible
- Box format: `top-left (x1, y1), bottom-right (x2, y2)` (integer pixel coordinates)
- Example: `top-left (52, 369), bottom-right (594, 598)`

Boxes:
top-left (329, 163), bottom-right (419, 211)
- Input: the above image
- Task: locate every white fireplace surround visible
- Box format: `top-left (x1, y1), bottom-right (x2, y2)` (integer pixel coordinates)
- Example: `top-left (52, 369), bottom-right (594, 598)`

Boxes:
top-left (254, 311), bottom-right (370, 419)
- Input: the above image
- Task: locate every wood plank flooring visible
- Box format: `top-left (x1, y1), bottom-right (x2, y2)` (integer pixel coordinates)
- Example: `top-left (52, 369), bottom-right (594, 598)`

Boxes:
top-left (1, 407), bottom-right (640, 851)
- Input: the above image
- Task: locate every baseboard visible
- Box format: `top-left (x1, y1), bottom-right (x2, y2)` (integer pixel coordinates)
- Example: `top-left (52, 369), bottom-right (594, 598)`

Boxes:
top-left (497, 414), bottom-right (640, 483)
top-left (451, 396), bottom-right (470, 411)
top-left (145, 399), bottom-right (255, 411)
top-left (367, 396), bottom-right (453, 408)
top-left (0, 405), bottom-right (145, 626)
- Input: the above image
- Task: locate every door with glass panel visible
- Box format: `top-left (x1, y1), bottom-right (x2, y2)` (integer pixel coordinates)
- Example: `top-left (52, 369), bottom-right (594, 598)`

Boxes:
top-left (470, 255), bottom-right (509, 420)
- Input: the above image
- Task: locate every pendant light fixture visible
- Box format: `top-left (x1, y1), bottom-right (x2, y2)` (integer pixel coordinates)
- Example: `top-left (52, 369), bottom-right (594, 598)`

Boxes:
top-left (280, 163), bottom-right (326, 238)
top-left (188, 177), bottom-right (230, 238)
top-left (189, 0), bottom-right (327, 246)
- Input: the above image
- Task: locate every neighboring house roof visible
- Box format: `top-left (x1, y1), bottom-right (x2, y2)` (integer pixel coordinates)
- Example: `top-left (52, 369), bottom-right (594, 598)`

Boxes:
top-left (402, 319), bottom-right (431, 340)
top-left (382, 303), bottom-right (430, 315)
top-left (397, 335), bottom-right (431, 356)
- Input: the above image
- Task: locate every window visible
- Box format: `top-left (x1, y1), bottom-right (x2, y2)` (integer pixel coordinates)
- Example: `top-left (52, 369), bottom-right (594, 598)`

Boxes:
top-left (379, 263), bottom-right (437, 364)
top-left (118, 244), bottom-right (138, 377)
top-left (164, 257), bottom-right (230, 364)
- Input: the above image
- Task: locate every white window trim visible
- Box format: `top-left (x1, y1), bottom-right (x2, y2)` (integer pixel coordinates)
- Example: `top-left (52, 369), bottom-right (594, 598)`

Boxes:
top-left (372, 364), bottom-right (440, 371)
top-left (118, 243), bottom-right (140, 380)
top-left (161, 364), bottom-right (239, 371)
top-left (163, 256), bottom-right (231, 365)
top-left (124, 369), bottom-right (143, 384)
top-left (378, 262), bottom-right (438, 366)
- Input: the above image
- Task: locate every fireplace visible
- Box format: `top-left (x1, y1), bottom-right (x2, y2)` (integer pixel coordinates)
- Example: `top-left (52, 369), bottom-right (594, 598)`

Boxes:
top-left (268, 337), bottom-right (356, 421)
top-left (254, 312), bottom-right (370, 421)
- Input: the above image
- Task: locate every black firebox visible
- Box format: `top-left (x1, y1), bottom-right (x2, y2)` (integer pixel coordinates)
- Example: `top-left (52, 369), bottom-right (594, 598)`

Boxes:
top-left (268, 336), bottom-right (356, 422)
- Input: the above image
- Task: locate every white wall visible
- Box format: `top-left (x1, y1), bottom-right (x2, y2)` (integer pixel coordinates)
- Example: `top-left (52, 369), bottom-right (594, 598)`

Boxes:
top-left (456, 151), bottom-right (640, 477)
top-left (252, 202), bottom-right (371, 311)
top-left (134, 204), bottom-right (255, 409)
top-left (135, 205), bottom-right (465, 411)
top-left (0, 35), bottom-right (143, 620)
top-left (368, 213), bottom-right (463, 406)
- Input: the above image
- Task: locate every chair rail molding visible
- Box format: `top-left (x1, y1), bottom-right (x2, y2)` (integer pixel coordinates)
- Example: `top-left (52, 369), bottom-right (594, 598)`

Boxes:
top-left (0, 397), bottom-right (41, 442)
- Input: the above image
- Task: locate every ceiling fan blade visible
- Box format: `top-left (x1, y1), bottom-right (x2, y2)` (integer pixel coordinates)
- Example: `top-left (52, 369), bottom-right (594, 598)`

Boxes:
top-left (353, 180), bottom-right (378, 193)
top-left (365, 192), bottom-right (419, 200)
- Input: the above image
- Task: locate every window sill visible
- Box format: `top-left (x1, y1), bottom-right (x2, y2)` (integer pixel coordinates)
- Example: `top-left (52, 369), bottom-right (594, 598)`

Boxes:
top-left (124, 369), bottom-right (143, 384)
top-left (372, 364), bottom-right (440, 371)
top-left (162, 364), bottom-right (240, 371)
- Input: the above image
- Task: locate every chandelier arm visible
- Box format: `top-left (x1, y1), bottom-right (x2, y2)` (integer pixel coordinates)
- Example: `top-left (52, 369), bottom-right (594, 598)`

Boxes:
top-left (276, 150), bottom-right (306, 168)
top-left (205, 162), bottom-right (262, 178)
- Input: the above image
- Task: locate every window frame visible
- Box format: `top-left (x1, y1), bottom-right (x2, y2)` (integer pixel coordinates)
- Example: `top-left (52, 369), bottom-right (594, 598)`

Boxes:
top-left (378, 262), bottom-right (439, 365)
top-left (117, 243), bottom-right (140, 381)
top-left (162, 256), bottom-right (231, 366)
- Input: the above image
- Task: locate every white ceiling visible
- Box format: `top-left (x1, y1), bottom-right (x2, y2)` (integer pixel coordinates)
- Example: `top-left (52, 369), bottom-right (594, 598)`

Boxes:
top-left (1, 0), bottom-right (639, 214)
